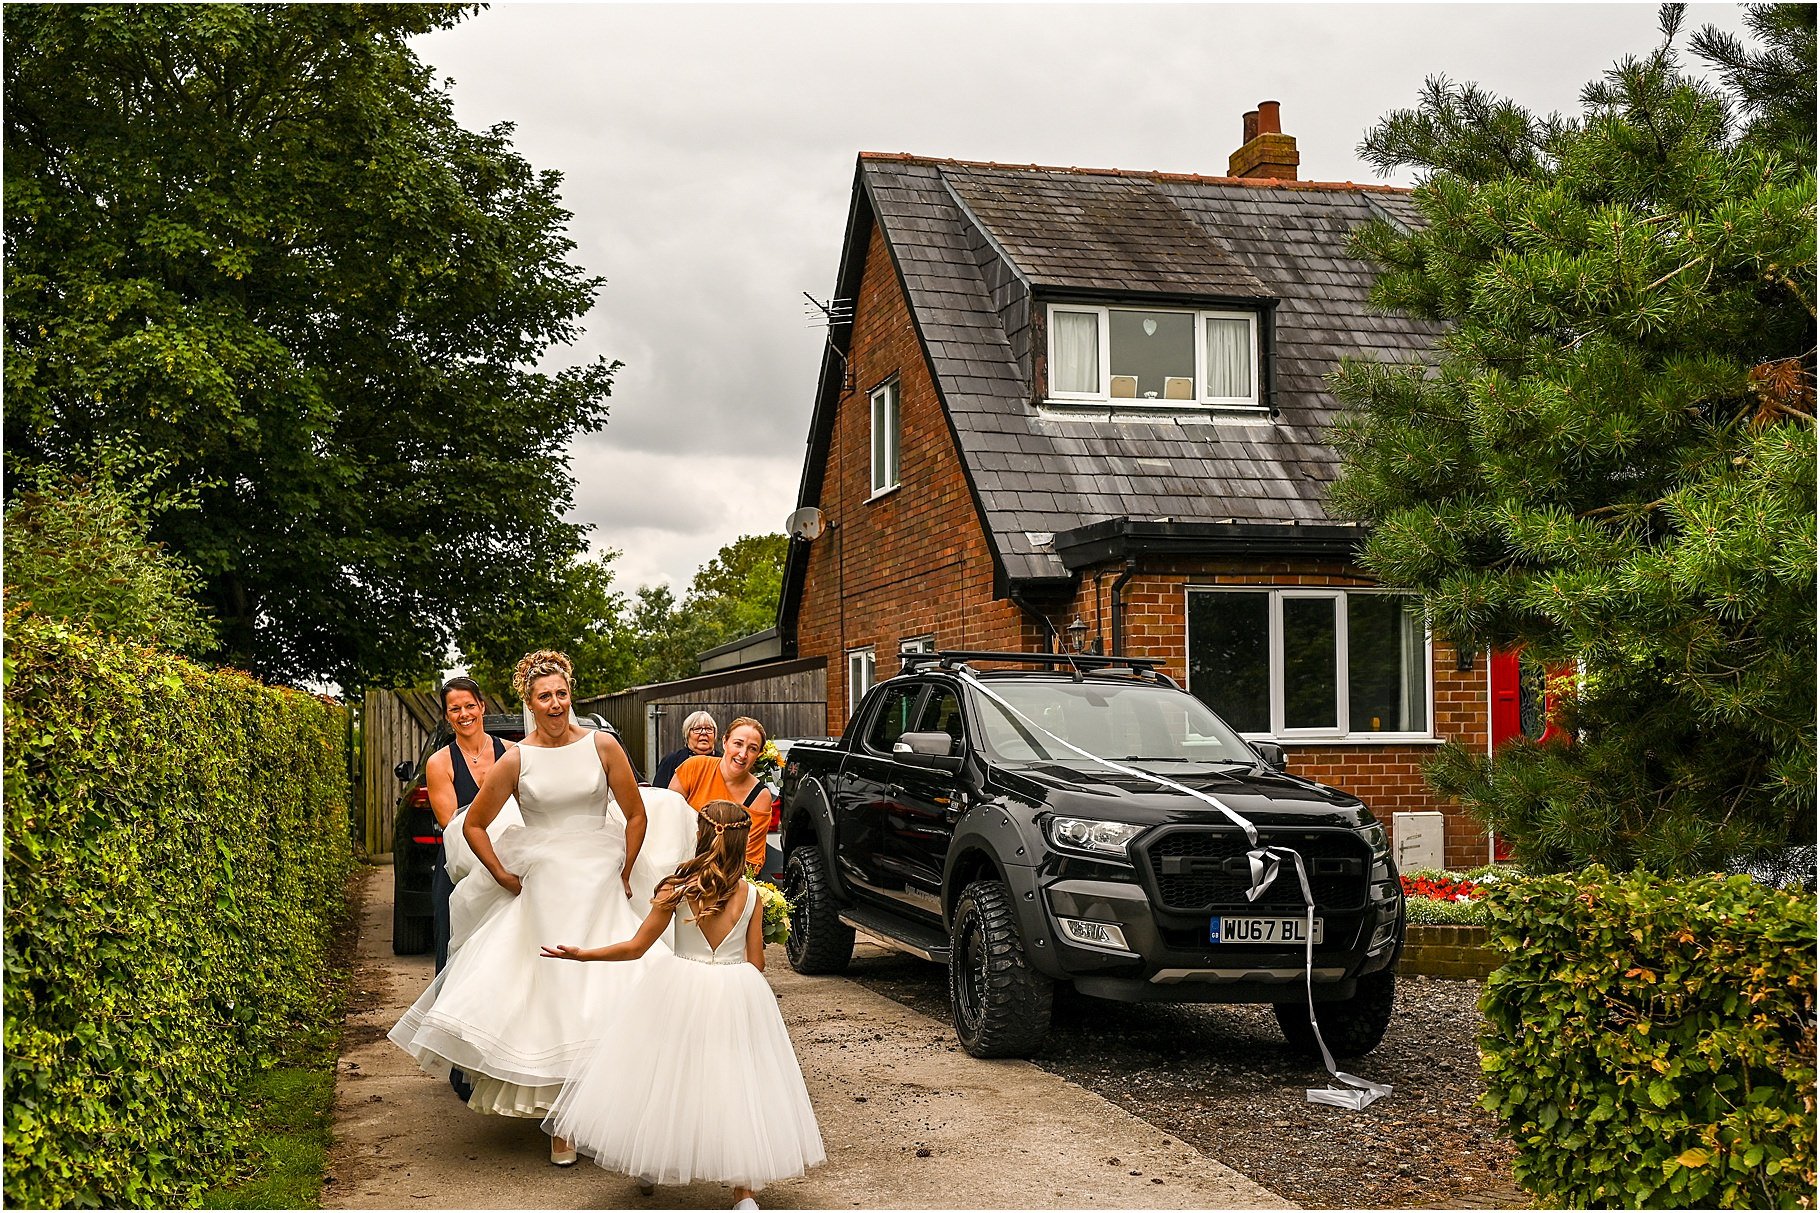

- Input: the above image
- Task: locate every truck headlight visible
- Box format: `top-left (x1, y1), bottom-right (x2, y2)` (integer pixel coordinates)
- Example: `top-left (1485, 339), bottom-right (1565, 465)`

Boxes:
top-left (1048, 816), bottom-right (1143, 859)
top-left (1356, 821), bottom-right (1395, 885)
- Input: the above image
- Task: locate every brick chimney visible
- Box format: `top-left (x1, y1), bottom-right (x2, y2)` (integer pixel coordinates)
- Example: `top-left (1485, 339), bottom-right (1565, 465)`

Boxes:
top-left (1228, 99), bottom-right (1300, 181)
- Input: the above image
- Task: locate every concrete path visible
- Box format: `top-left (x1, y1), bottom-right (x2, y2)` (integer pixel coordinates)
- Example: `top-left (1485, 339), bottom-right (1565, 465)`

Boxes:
top-left (326, 866), bottom-right (1293, 1210)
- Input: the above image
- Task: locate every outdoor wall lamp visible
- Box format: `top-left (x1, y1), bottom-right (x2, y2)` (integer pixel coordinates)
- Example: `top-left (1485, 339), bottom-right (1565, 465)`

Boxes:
top-left (1067, 615), bottom-right (1090, 652)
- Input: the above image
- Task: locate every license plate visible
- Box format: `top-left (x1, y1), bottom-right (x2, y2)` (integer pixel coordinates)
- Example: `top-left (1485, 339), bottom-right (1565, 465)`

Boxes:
top-left (1210, 915), bottom-right (1323, 945)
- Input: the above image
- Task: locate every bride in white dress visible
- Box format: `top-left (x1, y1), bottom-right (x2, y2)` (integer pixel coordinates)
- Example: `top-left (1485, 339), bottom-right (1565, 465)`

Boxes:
top-left (388, 649), bottom-right (698, 1163)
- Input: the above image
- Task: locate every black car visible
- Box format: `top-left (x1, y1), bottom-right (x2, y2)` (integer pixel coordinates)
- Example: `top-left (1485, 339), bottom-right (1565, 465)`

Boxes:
top-left (390, 713), bottom-right (626, 954)
top-left (777, 651), bottom-right (1406, 1059)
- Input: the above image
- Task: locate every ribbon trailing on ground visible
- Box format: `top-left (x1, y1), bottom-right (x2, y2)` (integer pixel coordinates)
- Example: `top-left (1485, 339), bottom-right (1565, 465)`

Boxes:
top-left (955, 667), bottom-right (1392, 1111)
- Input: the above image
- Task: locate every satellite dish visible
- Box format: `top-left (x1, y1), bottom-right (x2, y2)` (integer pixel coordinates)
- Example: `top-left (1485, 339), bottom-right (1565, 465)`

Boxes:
top-left (785, 506), bottom-right (826, 541)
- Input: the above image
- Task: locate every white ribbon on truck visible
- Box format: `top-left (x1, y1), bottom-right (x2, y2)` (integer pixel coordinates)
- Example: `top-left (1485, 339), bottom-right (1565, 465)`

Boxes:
top-left (957, 667), bottom-right (1392, 1111)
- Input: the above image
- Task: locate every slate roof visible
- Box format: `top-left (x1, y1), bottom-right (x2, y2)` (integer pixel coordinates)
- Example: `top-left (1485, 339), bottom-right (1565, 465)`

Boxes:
top-left (795, 153), bottom-right (1445, 591)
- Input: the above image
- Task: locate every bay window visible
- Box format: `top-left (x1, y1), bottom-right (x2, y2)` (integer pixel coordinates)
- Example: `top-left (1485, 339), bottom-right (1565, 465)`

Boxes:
top-left (1047, 303), bottom-right (1260, 408)
top-left (1186, 588), bottom-right (1431, 739)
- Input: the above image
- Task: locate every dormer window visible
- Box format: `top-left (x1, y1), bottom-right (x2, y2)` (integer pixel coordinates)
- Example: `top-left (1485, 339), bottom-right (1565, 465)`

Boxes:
top-left (1047, 304), bottom-right (1261, 409)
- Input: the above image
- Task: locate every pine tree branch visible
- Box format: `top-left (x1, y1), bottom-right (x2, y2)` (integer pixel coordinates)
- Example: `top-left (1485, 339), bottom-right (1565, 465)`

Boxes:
top-left (1644, 256), bottom-right (1708, 290)
top-left (1578, 498), bottom-right (1667, 519)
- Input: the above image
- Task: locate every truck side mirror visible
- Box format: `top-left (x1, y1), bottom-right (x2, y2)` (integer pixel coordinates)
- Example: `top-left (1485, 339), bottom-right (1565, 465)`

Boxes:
top-left (394, 759), bottom-right (416, 782)
top-left (894, 732), bottom-right (964, 774)
top-left (1249, 741), bottom-right (1287, 773)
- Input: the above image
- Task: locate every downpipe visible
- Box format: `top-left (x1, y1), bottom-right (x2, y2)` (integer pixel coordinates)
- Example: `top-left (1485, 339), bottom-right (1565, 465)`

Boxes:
top-left (1109, 560), bottom-right (1138, 656)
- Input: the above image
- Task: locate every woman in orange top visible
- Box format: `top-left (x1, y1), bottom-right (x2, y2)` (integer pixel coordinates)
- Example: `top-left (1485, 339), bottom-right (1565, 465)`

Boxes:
top-left (669, 716), bottom-right (773, 873)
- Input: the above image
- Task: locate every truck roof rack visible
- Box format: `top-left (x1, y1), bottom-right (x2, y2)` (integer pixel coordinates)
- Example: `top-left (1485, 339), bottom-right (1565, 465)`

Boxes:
top-left (898, 650), bottom-right (1176, 686)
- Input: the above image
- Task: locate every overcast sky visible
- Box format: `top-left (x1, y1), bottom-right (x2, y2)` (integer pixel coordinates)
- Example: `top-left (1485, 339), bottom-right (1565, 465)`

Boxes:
top-left (412, 1), bottom-right (1748, 597)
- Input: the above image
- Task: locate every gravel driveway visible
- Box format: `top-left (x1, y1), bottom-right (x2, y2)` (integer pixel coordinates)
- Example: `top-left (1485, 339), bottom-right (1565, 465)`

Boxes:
top-left (842, 943), bottom-right (1529, 1210)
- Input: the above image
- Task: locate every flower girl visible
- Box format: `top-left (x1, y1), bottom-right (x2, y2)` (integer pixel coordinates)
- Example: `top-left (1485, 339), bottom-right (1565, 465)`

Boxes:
top-left (541, 800), bottom-right (825, 1208)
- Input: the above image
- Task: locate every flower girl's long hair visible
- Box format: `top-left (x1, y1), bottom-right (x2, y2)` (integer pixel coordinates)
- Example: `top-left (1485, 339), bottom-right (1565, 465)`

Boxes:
top-left (654, 799), bottom-right (750, 916)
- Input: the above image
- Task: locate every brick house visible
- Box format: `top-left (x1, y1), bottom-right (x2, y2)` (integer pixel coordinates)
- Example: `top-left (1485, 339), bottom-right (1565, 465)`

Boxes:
top-left (778, 104), bottom-right (1504, 869)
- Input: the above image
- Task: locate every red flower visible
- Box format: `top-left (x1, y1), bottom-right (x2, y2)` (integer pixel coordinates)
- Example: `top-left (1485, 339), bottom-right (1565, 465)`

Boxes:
top-left (1400, 873), bottom-right (1485, 901)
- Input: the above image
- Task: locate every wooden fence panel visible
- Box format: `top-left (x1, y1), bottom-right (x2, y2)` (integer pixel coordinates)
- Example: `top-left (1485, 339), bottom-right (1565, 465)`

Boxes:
top-left (648, 665), bottom-right (828, 762)
top-left (575, 659), bottom-right (828, 777)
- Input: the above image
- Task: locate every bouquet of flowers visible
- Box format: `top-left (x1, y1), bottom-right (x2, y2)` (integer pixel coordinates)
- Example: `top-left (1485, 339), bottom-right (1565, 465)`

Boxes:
top-left (748, 877), bottom-right (792, 946)
top-left (751, 739), bottom-right (785, 788)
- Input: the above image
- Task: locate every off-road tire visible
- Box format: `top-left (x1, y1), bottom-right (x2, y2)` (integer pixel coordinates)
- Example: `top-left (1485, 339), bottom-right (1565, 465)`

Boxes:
top-left (783, 845), bottom-right (854, 975)
top-left (392, 867), bottom-right (433, 956)
top-left (1274, 968), bottom-right (1396, 1058)
top-left (948, 879), bottom-right (1053, 1058)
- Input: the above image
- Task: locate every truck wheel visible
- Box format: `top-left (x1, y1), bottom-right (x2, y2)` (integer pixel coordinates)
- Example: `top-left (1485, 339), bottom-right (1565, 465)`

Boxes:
top-left (1273, 969), bottom-right (1397, 1059)
top-left (948, 879), bottom-right (1052, 1058)
top-left (392, 868), bottom-right (432, 956)
top-left (783, 846), bottom-right (853, 975)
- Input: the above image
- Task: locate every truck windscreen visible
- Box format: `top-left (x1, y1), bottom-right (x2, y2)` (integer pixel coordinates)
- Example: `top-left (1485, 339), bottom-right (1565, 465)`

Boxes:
top-left (968, 680), bottom-right (1258, 765)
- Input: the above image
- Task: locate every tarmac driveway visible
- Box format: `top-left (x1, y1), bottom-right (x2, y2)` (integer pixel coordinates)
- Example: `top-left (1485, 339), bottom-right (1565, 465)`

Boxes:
top-left (326, 866), bottom-right (1291, 1209)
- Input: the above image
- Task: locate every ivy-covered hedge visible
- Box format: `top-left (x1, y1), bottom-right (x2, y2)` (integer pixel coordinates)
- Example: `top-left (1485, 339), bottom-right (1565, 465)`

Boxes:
top-left (1480, 867), bottom-right (1816, 1208)
top-left (4, 615), bottom-right (354, 1207)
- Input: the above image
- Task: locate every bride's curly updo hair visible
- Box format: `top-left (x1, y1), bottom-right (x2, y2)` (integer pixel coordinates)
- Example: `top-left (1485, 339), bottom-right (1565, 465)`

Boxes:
top-left (512, 649), bottom-right (574, 701)
top-left (655, 800), bottom-right (752, 917)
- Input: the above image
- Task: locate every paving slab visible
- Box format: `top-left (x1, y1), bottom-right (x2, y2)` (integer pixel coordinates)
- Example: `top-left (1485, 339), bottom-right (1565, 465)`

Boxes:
top-left (326, 865), bottom-right (1294, 1210)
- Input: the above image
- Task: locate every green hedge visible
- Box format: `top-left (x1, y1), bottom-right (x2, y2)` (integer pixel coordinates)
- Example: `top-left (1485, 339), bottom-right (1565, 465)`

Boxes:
top-left (4, 614), bottom-right (354, 1207)
top-left (1480, 867), bottom-right (1816, 1208)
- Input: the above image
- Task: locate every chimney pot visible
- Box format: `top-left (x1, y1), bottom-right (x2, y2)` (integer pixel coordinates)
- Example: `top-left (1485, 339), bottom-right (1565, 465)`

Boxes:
top-left (1228, 99), bottom-right (1299, 181)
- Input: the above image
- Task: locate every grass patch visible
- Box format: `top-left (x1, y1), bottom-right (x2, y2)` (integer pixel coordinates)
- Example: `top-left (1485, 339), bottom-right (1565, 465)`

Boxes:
top-left (198, 1063), bottom-right (338, 1209)
top-left (199, 871), bottom-right (363, 1209)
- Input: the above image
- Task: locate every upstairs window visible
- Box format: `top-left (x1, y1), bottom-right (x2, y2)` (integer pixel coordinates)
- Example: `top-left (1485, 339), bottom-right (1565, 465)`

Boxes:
top-left (869, 380), bottom-right (900, 495)
top-left (1048, 304), bottom-right (1260, 408)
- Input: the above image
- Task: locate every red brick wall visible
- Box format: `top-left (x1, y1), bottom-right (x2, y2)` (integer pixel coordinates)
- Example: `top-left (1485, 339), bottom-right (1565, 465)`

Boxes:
top-left (794, 224), bottom-right (1042, 732)
top-left (790, 227), bottom-right (1495, 869)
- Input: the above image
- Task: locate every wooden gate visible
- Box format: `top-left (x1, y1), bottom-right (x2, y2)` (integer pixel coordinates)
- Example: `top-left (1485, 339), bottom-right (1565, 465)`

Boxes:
top-left (354, 687), bottom-right (505, 858)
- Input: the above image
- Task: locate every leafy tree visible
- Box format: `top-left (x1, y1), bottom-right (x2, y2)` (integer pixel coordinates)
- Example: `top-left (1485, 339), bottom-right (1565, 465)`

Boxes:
top-left (457, 551), bottom-right (635, 702)
top-left (686, 532), bottom-right (789, 640)
top-left (624, 534), bottom-right (789, 686)
top-left (3, 465), bottom-right (220, 656)
top-left (4, 4), bottom-right (616, 689)
top-left (1329, 4), bottom-right (1816, 874)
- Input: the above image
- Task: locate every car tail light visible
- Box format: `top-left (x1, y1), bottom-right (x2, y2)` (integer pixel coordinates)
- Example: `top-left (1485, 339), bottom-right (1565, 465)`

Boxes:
top-left (411, 835), bottom-right (442, 845)
top-left (409, 786), bottom-right (430, 808)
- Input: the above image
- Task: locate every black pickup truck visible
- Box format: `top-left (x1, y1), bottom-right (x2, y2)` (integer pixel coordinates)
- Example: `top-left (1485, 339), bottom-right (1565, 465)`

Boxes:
top-left (776, 651), bottom-right (1405, 1059)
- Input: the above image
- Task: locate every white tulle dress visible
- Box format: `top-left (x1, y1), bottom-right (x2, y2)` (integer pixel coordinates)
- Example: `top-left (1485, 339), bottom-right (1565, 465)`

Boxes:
top-left (387, 735), bottom-right (700, 1117)
top-left (544, 883), bottom-right (827, 1190)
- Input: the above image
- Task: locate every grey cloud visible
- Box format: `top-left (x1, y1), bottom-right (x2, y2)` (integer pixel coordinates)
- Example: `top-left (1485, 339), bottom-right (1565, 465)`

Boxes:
top-left (417, 2), bottom-right (1747, 593)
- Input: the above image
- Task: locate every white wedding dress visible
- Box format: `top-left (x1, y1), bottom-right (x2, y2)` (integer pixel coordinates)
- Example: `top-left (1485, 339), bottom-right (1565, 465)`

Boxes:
top-left (388, 735), bottom-right (700, 1117)
top-left (544, 883), bottom-right (827, 1189)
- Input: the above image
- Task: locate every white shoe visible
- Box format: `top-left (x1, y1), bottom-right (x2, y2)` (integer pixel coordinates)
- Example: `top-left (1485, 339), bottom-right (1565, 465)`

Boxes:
top-left (734, 1199), bottom-right (759, 1210)
top-left (549, 1136), bottom-right (577, 1167)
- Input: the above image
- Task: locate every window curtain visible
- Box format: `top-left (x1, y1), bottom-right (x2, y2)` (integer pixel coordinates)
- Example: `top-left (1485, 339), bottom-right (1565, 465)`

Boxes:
top-left (1203, 316), bottom-right (1252, 399)
top-left (1052, 311), bottom-right (1100, 394)
top-left (1399, 600), bottom-right (1428, 732)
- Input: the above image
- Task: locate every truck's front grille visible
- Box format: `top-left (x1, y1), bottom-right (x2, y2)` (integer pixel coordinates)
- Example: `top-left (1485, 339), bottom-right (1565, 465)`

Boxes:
top-left (1139, 827), bottom-right (1371, 913)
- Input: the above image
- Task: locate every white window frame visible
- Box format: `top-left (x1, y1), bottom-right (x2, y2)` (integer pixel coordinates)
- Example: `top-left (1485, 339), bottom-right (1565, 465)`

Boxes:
top-left (1045, 303), bottom-right (1263, 410)
top-left (1184, 586), bottom-right (1436, 742)
top-left (868, 380), bottom-right (900, 497)
top-left (899, 634), bottom-right (935, 655)
top-left (846, 646), bottom-right (877, 719)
